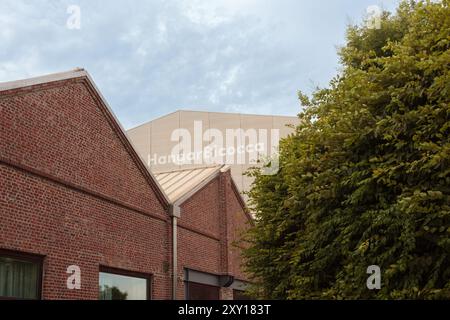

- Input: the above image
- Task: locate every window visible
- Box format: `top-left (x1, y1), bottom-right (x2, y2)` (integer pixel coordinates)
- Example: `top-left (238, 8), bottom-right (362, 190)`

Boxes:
top-left (187, 282), bottom-right (220, 300)
top-left (0, 250), bottom-right (43, 300)
top-left (99, 267), bottom-right (151, 300)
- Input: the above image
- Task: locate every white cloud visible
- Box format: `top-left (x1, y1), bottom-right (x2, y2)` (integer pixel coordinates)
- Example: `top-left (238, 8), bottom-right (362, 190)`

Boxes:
top-left (0, 0), bottom-right (401, 129)
top-left (180, 0), bottom-right (233, 27)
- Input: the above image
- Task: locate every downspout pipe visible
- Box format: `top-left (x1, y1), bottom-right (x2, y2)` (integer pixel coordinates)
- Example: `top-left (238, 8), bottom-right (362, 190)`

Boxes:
top-left (167, 166), bottom-right (225, 299)
top-left (169, 204), bottom-right (181, 300)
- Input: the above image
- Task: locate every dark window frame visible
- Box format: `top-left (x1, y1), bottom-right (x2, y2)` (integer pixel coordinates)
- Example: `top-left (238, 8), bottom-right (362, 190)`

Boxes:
top-left (0, 248), bottom-right (44, 300)
top-left (185, 282), bottom-right (221, 300)
top-left (99, 265), bottom-right (152, 300)
top-left (184, 268), bottom-right (222, 300)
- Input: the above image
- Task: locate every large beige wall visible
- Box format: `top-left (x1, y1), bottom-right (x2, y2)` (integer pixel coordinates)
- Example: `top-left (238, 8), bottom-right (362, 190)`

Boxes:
top-left (127, 110), bottom-right (299, 200)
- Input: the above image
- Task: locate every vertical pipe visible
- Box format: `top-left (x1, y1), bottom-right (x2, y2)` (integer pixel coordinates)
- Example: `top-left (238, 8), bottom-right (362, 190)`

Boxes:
top-left (172, 215), bottom-right (178, 300)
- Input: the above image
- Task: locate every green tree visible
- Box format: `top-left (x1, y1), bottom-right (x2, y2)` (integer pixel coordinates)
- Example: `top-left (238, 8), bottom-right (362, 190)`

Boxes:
top-left (99, 285), bottom-right (129, 300)
top-left (243, 0), bottom-right (450, 299)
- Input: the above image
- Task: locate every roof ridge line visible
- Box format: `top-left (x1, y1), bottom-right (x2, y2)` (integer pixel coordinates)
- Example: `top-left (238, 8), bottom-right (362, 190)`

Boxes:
top-left (0, 68), bottom-right (88, 92)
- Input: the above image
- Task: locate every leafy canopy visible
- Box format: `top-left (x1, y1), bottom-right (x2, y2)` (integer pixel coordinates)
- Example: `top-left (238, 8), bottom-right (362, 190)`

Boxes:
top-left (243, 0), bottom-right (450, 299)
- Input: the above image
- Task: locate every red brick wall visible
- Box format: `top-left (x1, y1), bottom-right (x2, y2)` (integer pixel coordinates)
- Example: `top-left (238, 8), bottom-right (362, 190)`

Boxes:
top-left (0, 78), bottom-right (171, 299)
top-left (179, 178), bottom-right (221, 239)
top-left (0, 78), bottom-right (165, 213)
top-left (177, 172), bottom-right (251, 299)
top-left (220, 287), bottom-right (234, 300)
top-left (223, 172), bottom-right (251, 281)
top-left (0, 163), bottom-right (172, 299)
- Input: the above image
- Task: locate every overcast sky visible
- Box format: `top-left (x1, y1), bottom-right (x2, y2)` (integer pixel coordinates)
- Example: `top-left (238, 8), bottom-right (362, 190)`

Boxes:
top-left (0, 0), bottom-right (399, 129)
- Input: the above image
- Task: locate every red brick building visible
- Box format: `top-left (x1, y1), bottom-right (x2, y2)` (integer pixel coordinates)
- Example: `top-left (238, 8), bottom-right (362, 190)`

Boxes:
top-left (0, 69), bottom-right (251, 300)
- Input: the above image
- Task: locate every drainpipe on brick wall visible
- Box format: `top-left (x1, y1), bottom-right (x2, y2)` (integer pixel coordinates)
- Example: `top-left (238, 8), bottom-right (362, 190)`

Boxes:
top-left (167, 166), bottom-right (228, 299)
top-left (169, 204), bottom-right (181, 300)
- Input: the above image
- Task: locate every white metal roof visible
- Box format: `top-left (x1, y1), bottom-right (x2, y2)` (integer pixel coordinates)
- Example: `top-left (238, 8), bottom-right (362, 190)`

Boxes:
top-left (154, 165), bottom-right (225, 203)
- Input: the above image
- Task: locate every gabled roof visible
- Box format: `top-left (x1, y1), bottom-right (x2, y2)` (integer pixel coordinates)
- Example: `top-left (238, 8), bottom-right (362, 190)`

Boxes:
top-left (154, 164), bottom-right (249, 219)
top-left (154, 165), bottom-right (225, 204)
top-left (0, 68), bottom-right (171, 208)
top-left (156, 165), bottom-right (253, 225)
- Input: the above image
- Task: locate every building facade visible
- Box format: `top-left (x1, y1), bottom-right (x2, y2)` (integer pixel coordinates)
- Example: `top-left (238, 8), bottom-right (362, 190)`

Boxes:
top-left (0, 69), bottom-right (251, 300)
top-left (127, 110), bottom-right (299, 201)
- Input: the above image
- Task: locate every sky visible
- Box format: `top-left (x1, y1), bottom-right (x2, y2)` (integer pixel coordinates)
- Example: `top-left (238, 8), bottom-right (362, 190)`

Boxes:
top-left (0, 0), bottom-right (400, 129)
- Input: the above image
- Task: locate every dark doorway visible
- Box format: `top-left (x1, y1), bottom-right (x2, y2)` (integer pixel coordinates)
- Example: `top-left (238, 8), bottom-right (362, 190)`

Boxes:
top-left (186, 282), bottom-right (220, 300)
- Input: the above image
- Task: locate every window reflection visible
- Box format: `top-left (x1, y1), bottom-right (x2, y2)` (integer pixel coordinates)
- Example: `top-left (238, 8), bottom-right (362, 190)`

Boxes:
top-left (99, 271), bottom-right (148, 300)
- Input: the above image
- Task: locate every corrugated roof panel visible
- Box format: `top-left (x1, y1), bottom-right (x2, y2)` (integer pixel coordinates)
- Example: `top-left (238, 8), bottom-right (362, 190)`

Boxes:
top-left (154, 166), bottom-right (222, 203)
top-left (161, 169), bottom-right (194, 191)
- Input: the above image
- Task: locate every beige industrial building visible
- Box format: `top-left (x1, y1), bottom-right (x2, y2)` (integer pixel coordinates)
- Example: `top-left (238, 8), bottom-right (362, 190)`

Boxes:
top-left (127, 110), bottom-right (299, 200)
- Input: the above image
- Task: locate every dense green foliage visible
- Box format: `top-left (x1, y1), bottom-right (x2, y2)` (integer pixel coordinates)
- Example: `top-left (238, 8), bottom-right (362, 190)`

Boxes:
top-left (243, 0), bottom-right (450, 299)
